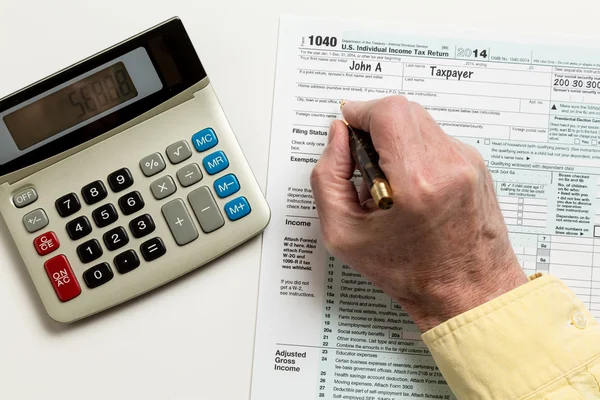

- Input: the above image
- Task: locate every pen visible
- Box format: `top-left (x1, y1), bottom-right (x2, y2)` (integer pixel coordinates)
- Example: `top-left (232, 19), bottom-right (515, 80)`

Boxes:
top-left (340, 100), bottom-right (393, 210)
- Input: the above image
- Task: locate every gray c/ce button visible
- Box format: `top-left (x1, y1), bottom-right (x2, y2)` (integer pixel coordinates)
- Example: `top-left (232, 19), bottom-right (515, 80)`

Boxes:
top-left (13, 188), bottom-right (38, 208)
top-left (188, 186), bottom-right (225, 233)
top-left (166, 140), bottom-right (192, 164)
top-left (23, 209), bottom-right (49, 233)
top-left (162, 199), bottom-right (199, 246)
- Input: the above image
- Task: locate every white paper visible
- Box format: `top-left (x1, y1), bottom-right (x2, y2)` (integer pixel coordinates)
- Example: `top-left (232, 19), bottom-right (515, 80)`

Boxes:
top-left (250, 15), bottom-right (600, 399)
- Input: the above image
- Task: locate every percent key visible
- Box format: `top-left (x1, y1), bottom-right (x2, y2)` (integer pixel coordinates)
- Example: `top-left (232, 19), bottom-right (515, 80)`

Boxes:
top-left (140, 153), bottom-right (166, 177)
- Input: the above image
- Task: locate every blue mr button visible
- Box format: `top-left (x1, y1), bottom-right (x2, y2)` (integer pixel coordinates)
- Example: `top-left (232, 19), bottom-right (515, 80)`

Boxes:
top-left (203, 151), bottom-right (229, 175)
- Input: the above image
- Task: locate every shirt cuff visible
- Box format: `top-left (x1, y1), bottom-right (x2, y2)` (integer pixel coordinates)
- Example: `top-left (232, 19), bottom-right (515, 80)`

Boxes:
top-left (421, 273), bottom-right (600, 400)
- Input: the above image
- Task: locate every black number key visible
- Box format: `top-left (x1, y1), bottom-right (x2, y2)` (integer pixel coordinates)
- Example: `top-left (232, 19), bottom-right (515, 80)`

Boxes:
top-left (82, 180), bottom-right (108, 205)
top-left (103, 226), bottom-right (129, 251)
top-left (108, 168), bottom-right (134, 193)
top-left (140, 237), bottom-right (166, 262)
top-left (66, 216), bottom-right (92, 240)
top-left (129, 214), bottom-right (155, 239)
top-left (92, 203), bottom-right (119, 228)
top-left (83, 263), bottom-right (114, 289)
top-left (118, 191), bottom-right (145, 215)
top-left (55, 193), bottom-right (81, 218)
top-left (77, 239), bottom-right (103, 264)
top-left (114, 250), bottom-right (140, 274)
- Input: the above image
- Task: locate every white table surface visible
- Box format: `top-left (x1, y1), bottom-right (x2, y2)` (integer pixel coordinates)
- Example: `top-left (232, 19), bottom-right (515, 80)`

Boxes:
top-left (2, 0), bottom-right (600, 398)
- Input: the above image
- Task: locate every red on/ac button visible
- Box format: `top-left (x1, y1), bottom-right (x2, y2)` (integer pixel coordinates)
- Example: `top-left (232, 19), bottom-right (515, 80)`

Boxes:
top-left (44, 255), bottom-right (81, 302)
top-left (34, 231), bottom-right (60, 256)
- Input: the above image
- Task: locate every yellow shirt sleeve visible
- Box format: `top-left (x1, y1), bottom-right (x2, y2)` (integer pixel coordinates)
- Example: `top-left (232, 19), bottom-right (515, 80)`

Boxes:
top-left (421, 273), bottom-right (600, 400)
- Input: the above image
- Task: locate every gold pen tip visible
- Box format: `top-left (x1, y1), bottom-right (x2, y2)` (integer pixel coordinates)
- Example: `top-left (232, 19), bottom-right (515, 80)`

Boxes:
top-left (340, 99), bottom-right (347, 109)
top-left (370, 179), bottom-right (394, 210)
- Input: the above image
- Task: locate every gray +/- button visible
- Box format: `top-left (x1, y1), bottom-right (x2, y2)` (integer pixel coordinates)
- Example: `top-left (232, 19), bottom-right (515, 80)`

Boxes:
top-left (188, 186), bottom-right (225, 233)
top-left (13, 188), bottom-right (38, 208)
top-left (176, 163), bottom-right (203, 187)
top-left (150, 175), bottom-right (177, 200)
top-left (140, 153), bottom-right (166, 177)
top-left (166, 140), bottom-right (192, 164)
top-left (23, 209), bottom-right (49, 233)
top-left (162, 199), bottom-right (199, 246)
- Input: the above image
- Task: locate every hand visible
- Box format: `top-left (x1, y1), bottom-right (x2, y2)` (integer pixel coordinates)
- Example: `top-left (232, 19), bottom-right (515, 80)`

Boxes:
top-left (310, 96), bottom-right (528, 332)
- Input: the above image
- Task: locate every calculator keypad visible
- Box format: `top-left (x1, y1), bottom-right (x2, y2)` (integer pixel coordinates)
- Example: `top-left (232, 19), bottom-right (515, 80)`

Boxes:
top-left (77, 239), bottom-right (103, 264)
top-left (118, 191), bottom-right (145, 215)
top-left (92, 203), bottom-right (119, 228)
top-left (21, 126), bottom-right (256, 306)
top-left (83, 263), bottom-right (114, 289)
top-left (66, 216), bottom-right (92, 240)
top-left (55, 193), bottom-right (81, 218)
top-left (82, 180), bottom-right (108, 205)
top-left (107, 168), bottom-right (134, 193)
top-left (103, 227), bottom-right (129, 251)
top-left (140, 237), bottom-right (166, 261)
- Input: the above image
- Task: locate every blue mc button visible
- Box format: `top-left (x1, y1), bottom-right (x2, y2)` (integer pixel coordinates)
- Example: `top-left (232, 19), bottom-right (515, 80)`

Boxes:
top-left (192, 128), bottom-right (218, 152)
top-left (203, 151), bottom-right (229, 175)
top-left (225, 197), bottom-right (251, 221)
top-left (214, 174), bottom-right (240, 198)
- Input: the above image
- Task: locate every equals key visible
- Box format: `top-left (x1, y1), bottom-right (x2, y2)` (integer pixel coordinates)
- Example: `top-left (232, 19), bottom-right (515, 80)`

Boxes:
top-left (140, 237), bottom-right (167, 261)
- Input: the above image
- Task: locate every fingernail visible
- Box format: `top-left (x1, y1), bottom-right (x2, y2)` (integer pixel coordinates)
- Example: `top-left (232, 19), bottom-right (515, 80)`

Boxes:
top-left (328, 121), bottom-right (336, 144)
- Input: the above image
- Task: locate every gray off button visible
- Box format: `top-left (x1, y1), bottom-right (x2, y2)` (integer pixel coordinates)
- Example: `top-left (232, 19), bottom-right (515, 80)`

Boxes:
top-left (13, 188), bottom-right (38, 208)
top-left (162, 199), bottom-right (199, 246)
top-left (188, 187), bottom-right (225, 233)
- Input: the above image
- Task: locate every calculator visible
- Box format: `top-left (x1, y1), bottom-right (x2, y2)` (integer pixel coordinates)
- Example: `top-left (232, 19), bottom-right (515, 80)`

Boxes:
top-left (0, 17), bottom-right (270, 323)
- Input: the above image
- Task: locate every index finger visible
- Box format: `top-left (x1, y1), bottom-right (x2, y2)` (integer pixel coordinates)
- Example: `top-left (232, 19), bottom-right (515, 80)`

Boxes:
top-left (341, 96), bottom-right (425, 185)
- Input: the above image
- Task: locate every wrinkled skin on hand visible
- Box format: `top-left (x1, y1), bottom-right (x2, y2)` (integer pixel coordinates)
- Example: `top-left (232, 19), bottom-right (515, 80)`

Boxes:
top-left (310, 96), bottom-right (527, 332)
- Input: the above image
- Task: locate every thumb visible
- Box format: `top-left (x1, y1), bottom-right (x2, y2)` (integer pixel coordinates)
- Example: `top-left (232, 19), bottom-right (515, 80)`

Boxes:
top-left (310, 120), bottom-right (366, 229)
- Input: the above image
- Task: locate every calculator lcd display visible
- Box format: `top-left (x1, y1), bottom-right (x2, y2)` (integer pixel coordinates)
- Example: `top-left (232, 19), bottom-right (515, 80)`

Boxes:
top-left (4, 62), bottom-right (138, 150)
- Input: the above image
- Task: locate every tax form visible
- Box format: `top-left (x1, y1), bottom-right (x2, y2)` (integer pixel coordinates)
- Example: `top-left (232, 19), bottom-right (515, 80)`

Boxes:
top-left (250, 15), bottom-right (600, 399)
